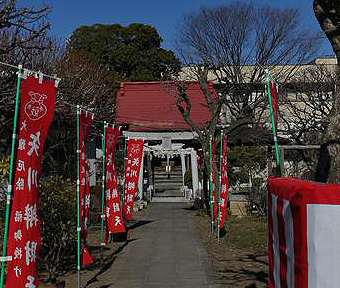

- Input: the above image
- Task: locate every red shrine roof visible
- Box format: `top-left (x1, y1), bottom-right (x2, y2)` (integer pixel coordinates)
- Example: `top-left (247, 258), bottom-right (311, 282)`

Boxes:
top-left (116, 81), bottom-right (216, 131)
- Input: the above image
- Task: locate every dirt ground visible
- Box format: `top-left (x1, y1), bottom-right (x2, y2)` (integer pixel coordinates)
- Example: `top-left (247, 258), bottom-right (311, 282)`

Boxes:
top-left (194, 211), bottom-right (268, 288)
top-left (38, 209), bottom-right (147, 288)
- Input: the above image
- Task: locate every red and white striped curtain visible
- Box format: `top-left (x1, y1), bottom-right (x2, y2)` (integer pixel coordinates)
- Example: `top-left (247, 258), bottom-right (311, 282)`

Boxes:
top-left (268, 177), bottom-right (340, 288)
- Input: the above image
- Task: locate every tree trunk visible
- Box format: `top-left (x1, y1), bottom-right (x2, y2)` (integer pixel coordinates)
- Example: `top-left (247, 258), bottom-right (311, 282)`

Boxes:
top-left (314, 0), bottom-right (340, 183)
top-left (202, 166), bottom-right (210, 213)
top-left (325, 77), bottom-right (340, 183)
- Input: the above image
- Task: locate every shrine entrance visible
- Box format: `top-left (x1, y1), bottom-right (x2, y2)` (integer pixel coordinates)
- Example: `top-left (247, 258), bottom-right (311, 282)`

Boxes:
top-left (116, 82), bottom-right (211, 203)
top-left (123, 131), bottom-right (200, 203)
top-left (152, 154), bottom-right (183, 198)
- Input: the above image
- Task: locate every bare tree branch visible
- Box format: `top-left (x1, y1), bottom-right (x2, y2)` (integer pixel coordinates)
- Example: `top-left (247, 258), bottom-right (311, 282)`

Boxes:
top-left (176, 2), bottom-right (321, 127)
top-left (0, 0), bottom-right (51, 57)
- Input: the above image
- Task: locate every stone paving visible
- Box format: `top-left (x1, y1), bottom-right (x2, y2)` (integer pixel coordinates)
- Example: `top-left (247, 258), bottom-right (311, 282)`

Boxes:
top-left (91, 202), bottom-right (220, 288)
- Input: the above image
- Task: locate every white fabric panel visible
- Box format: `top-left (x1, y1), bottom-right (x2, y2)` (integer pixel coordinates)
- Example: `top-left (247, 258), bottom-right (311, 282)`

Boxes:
top-left (272, 194), bottom-right (281, 288)
top-left (308, 204), bottom-right (340, 288)
top-left (283, 199), bottom-right (294, 288)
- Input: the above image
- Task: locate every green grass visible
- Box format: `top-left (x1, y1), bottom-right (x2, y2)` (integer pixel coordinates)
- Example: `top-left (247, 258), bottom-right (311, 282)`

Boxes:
top-left (226, 216), bottom-right (267, 252)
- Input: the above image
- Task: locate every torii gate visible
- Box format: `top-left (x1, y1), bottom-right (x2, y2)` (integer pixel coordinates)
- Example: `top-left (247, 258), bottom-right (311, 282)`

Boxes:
top-left (123, 131), bottom-right (200, 202)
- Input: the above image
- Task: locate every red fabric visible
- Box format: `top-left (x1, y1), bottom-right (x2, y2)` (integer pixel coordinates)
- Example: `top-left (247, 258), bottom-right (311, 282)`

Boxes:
top-left (105, 127), bottom-right (125, 236)
top-left (267, 177), bottom-right (340, 288)
top-left (270, 82), bottom-right (278, 131)
top-left (219, 135), bottom-right (228, 229)
top-left (211, 139), bottom-right (218, 222)
top-left (79, 110), bottom-right (94, 267)
top-left (124, 139), bottom-right (144, 221)
top-left (116, 82), bottom-right (216, 131)
top-left (197, 150), bottom-right (204, 171)
top-left (291, 192), bottom-right (304, 288)
top-left (6, 77), bottom-right (56, 288)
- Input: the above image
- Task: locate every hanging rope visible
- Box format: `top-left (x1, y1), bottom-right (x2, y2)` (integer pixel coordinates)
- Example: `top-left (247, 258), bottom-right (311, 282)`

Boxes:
top-left (0, 61), bottom-right (209, 132)
top-left (0, 61), bottom-right (61, 86)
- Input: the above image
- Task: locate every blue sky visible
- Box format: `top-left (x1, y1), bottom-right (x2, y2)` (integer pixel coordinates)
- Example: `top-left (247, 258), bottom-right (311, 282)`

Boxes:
top-left (41, 0), bottom-right (332, 57)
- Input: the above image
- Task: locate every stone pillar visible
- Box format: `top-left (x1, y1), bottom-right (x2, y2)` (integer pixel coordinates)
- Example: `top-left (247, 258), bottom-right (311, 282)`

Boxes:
top-left (186, 155), bottom-right (190, 171)
top-left (147, 151), bottom-right (153, 201)
top-left (190, 149), bottom-right (199, 200)
top-left (138, 152), bottom-right (144, 202)
top-left (166, 153), bottom-right (170, 178)
top-left (181, 151), bottom-right (186, 186)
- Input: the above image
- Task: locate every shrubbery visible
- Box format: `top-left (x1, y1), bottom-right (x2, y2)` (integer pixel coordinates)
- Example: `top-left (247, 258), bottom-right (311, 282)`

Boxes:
top-left (184, 170), bottom-right (192, 189)
top-left (0, 157), bottom-right (10, 202)
top-left (0, 157), bottom-right (10, 250)
top-left (39, 176), bottom-right (77, 281)
top-left (0, 162), bottom-right (85, 281)
top-left (247, 177), bottom-right (267, 216)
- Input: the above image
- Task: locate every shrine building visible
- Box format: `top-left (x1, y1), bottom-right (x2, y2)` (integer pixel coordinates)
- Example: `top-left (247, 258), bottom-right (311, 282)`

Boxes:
top-left (116, 81), bottom-right (217, 202)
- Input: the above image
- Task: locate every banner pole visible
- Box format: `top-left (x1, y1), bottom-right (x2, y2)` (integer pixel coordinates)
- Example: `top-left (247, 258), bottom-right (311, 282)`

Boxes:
top-left (265, 69), bottom-right (281, 176)
top-left (76, 105), bottom-right (81, 288)
top-left (0, 65), bottom-right (22, 288)
top-left (100, 122), bottom-right (107, 261)
top-left (121, 137), bottom-right (127, 216)
top-left (209, 136), bottom-right (214, 234)
top-left (217, 130), bottom-right (223, 243)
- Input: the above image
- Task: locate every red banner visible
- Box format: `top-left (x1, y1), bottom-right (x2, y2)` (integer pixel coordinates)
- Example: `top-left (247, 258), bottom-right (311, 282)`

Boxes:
top-left (212, 138), bottom-right (218, 222)
top-left (124, 139), bottom-right (144, 221)
top-left (219, 135), bottom-right (228, 229)
top-left (197, 150), bottom-right (204, 171)
top-left (6, 77), bottom-right (56, 288)
top-left (105, 127), bottom-right (125, 236)
top-left (79, 110), bottom-right (94, 267)
top-left (270, 82), bottom-right (278, 131)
